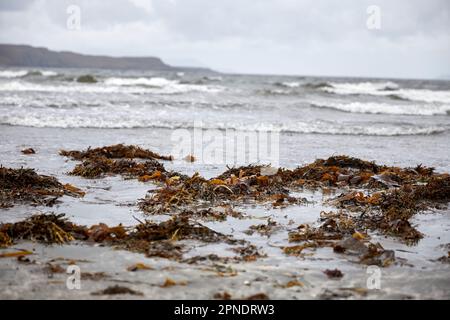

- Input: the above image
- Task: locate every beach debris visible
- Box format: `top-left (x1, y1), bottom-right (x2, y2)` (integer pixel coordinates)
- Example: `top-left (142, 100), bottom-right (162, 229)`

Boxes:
top-left (81, 272), bottom-right (109, 281)
top-left (60, 144), bottom-right (174, 180)
top-left (244, 219), bottom-right (280, 237)
top-left (245, 293), bottom-right (270, 300)
top-left (145, 240), bottom-right (184, 259)
top-left (436, 252), bottom-right (450, 264)
top-left (21, 148), bottom-right (35, 155)
top-left (0, 250), bottom-right (33, 258)
top-left (184, 155), bottom-right (196, 162)
top-left (323, 269), bottom-right (344, 279)
top-left (60, 144), bottom-right (172, 161)
top-left (0, 213), bottom-right (85, 245)
top-left (45, 262), bottom-right (65, 274)
top-left (127, 263), bottom-right (153, 272)
top-left (0, 167), bottom-right (84, 207)
top-left (160, 278), bottom-right (187, 288)
top-left (0, 213), bottom-right (252, 264)
top-left (282, 280), bottom-right (304, 288)
top-left (178, 207), bottom-right (243, 221)
top-left (91, 285), bottom-right (143, 296)
top-left (139, 166), bottom-right (302, 215)
top-left (213, 292), bottom-right (232, 300)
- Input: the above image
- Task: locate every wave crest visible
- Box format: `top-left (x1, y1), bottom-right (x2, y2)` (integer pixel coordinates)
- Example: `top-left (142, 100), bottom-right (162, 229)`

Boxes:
top-left (311, 101), bottom-right (450, 116)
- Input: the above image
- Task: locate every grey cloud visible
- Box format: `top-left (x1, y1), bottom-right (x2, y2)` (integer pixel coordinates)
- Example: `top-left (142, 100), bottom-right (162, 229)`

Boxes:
top-left (0, 0), bottom-right (448, 78)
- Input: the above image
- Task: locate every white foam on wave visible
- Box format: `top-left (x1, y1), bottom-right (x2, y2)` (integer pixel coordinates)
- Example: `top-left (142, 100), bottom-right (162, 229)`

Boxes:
top-left (104, 77), bottom-right (174, 87)
top-left (277, 81), bottom-right (301, 88)
top-left (311, 101), bottom-right (450, 116)
top-left (324, 81), bottom-right (450, 104)
top-left (103, 76), bottom-right (223, 93)
top-left (0, 78), bottom-right (224, 94)
top-left (0, 70), bottom-right (58, 78)
top-left (0, 105), bottom-right (445, 136)
top-left (0, 70), bottom-right (29, 78)
top-left (40, 70), bottom-right (58, 77)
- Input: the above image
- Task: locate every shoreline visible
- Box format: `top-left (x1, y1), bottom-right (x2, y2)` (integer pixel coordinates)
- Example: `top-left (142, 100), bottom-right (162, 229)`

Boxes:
top-left (1, 143), bottom-right (449, 299)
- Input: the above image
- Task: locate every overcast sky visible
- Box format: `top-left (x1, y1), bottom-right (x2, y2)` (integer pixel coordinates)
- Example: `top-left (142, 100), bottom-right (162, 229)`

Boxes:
top-left (0, 0), bottom-right (449, 78)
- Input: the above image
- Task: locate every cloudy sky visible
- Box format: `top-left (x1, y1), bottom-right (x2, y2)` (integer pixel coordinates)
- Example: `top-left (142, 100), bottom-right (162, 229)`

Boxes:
top-left (0, 0), bottom-right (449, 78)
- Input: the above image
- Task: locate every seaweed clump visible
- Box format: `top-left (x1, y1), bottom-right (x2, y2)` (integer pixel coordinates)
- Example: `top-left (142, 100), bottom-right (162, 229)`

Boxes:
top-left (60, 144), bottom-right (174, 179)
top-left (0, 167), bottom-right (84, 207)
top-left (0, 213), bottom-right (247, 262)
top-left (139, 166), bottom-right (301, 215)
top-left (60, 144), bottom-right (172, 161)
top-left (0, 213), bottom-right (87, 245)
top-left (331, 174), bottom-right (450, 242)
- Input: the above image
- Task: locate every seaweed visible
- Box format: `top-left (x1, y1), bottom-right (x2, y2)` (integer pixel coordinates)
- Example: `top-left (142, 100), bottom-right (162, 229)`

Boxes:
top-left (21, 148), bottom-right (35, 155)
top-left (0, 167), bottom-right (84, 207)
top-left (178, 207), bottom-right (244, 221)
top-left (69, 157), bottom-right (167, 179)
top-left (128, 216), bottom-right (236, 244)
top-left (60, 144), bottom-right (176, 181)
top-left (244, 219), bottom-right (280, 237)
top-left (139, 167), bottom-right (300, 215)
top-left (60, 144), bottom-right (172, 161)
top-left (91, 285), bottom-right (143, 296)
top-left (0, 213), bottom-right (87, 245)
top-left (323, 269), bottom-right (344, 279)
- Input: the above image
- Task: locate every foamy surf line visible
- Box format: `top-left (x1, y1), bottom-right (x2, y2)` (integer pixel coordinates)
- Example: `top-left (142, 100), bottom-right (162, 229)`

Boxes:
top-left (0, 79), bottom-right (224, 94)
top-left (0, 70), bottom-right (58, 78)
top-left (322, 81), bottom-right (450, 104)
top-left (311, 102), bottom-right (450, 116)
top-left (0, 114), bottom-right (447, 136)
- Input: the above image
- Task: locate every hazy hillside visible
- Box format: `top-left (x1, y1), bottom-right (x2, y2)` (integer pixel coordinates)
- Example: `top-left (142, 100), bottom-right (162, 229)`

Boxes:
top-left (0, 44), bottom-right (213, 72)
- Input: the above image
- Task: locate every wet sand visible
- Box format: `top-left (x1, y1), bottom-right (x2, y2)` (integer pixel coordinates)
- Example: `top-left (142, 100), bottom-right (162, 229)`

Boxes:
top-left (0, 125), bottom-right (450, 299)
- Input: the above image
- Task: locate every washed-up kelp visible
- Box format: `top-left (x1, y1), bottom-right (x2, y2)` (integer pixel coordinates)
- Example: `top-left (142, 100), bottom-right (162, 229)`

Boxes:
top-left (0, 167), bottom-right (85, 207)
top-left (330, 174), bottom-right (450, 242)
top-left (138, 155), bottom-right (449, 244)
top-left (283, 155), bottom-right (437, 189)
top-left (139, 167), bottom-right (302, 215)
top-left (0, 213), bottom-right (249, 262)
top-left (286, 215), bottom-right (395, 267)
top-left (0, 213), bottom-right (87, 246)
top-left (69, 157), bottom-right (167, 179)
top-left (60, 144), bottom-right (173, 161)
top-left (60, 144), bottom-right (175, 179)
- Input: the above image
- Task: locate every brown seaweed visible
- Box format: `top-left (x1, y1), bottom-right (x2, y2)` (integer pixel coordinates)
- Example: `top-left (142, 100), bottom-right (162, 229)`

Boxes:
top-left (60, 143), bottom-right (172, 161)
top-left (0, 167), bottom-right (84, 207)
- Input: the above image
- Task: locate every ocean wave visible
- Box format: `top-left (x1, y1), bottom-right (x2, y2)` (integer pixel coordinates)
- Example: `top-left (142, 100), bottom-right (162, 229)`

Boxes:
top-left (104, 77), bottom-right (173, 87)
top-left (311, 101), bottom-right (450, 116)
top-left (0, 69), bottom-right (58, 78)
top-left (0, 79), bottom-right (224, 94)
top-left (275, 81), bottom-right (301, 88)
top-left (323, 81), bottom-right (450, 104)
top-left (302, 82), bottom-right (332, 90)
top-left (0, 109), bottom-right (445, 136)
top-left (0, 70), bottom-right (29, 78)
top-left (257, 88), bottom-right (292, 95)
top-left (27, 70), bottom-right (58, 77)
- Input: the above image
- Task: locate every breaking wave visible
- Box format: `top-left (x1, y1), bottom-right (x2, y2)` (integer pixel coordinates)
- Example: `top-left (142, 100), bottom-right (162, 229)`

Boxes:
top-left (275, 81), bottom-right (301, 88)
top-left (311, 101), bottom-right (450, 116)
top-left (0, 107), bottom-right (446, 136)
top-left (323, 81), bottom-right (450, 104)
top-left (0, 78), bottom-right (224, 94)
top-left (0, 70), bottom-right (29, 78)
top-left (0, 69), bottom-right (58, 78)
